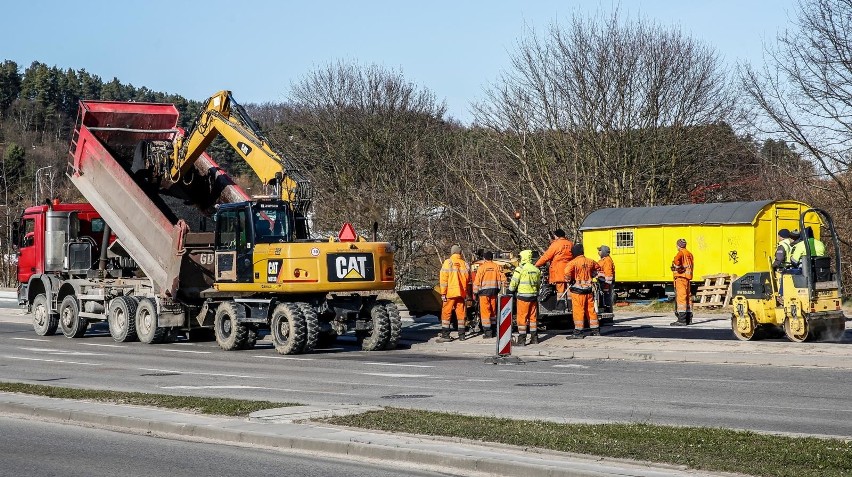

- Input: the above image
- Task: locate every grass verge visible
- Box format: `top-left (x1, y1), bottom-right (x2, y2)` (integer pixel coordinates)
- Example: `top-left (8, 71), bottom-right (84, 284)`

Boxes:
top-left (323, 408), bottom-right (852, 477)
top-left (0, 382), bottom-right (296, 417)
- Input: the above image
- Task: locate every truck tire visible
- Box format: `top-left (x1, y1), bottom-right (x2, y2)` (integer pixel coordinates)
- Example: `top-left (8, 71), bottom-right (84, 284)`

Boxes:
top-left (361, 301), bottom-right (390, 351)
top-left (108, 296), bottom-right (138, 342)
top-left (271, 303), bottom-right (306, 355)
top-left (135, 298), bottom-right (167, 344)
top-left (382, 300), bottom-right (402, 350)
top-left (297, 302), bottom-right (319, 353)
top-left (214, 301), bottom-right (249, 351)
top-left (32, 293), bottom-right (58, 336)
top-left (59, 295), bottom-right (88, 338)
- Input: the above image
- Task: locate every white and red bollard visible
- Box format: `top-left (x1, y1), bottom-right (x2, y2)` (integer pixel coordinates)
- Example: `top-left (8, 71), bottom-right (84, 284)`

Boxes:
top-left (485, 294), bottom-right (523, 364)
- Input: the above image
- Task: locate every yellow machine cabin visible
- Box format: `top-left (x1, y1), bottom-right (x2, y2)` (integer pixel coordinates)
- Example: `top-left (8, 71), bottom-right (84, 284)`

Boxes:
top-left (580, 200), bottom-right (819, 291)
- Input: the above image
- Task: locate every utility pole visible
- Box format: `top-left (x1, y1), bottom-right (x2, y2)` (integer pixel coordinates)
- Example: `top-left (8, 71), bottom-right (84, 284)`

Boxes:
top-left (34, 165), bottom-right (53, 203)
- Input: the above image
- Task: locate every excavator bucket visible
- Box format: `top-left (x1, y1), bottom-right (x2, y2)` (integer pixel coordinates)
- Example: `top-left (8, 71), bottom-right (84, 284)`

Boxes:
top-left (397, 286), bottom-right (443, 317)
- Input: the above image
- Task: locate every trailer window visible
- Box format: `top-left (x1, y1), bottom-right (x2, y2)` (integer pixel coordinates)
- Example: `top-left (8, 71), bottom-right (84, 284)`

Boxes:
top-left (616, 231), bottom-right (634, 248)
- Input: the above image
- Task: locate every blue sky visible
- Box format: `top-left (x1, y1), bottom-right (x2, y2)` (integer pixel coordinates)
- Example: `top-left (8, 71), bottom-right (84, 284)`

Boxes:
top-left (2, 0), bottom-right (797, 123)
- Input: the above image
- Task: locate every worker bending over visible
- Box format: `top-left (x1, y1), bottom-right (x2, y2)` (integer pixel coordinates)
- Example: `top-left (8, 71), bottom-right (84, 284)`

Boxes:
top-left (535, 229), bottom-right (573, 308)
top-left (564, 243), bottom-right (602, 339)
top-left (509, 249), bottom-right (542, 346)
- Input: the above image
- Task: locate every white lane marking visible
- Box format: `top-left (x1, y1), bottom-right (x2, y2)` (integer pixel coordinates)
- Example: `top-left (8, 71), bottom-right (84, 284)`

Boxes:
top-left (10, 338), bottom-right (50, 342)
top-left (253, 355), bottom-right (315, 361)
top-left (465, 379), bottom-right (496, 382)
top-left (674, 377), bottom-right (787, 385)
top-left (138, 368), bottom-right (262, 379)
top-left (360, 372), bottom-right (432, 378)
top-left (498, 369), bottom-right (597, 376)
top-left (159, 349), bottom-right (212, 354)
top-left (17, 347), bottom-right (107, 356)
top-left (552, 364), bottom-right (589, 369)
top-left (159, 385), bottom-right (356, 396)
top-left (4, 356), bottom-right (101, 366)
top-left (362, 362), bottom-right (434, 368)
top-left (80, 343), bottom-right (123, 348)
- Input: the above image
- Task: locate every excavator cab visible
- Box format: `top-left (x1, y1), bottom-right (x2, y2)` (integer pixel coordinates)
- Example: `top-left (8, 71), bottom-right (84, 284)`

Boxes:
top-left (730, 208), bottom-right (846, 342)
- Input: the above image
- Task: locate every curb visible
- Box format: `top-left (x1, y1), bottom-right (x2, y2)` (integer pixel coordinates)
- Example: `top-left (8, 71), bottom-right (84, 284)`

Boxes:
top-left (0, 398), bottom-right (717, 477)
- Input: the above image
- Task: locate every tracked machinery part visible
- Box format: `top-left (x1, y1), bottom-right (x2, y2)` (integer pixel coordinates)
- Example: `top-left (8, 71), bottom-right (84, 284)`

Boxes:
top-left (108, 296), bottom-right (139, 342)
top-left (271, 303), bottom-right (306, 355)
top-left (32, 293), bottom-right (58, 336)
top-left (382, 300), bottom-right (402, 350)
top-left (136, 298), bottom-right (168, 344)
top-left (360, 301), bottom-right (391, 351)
top-left (214, 301), bottom-right (250, 351)
top-left (296, 302), bottom-right (319, 353)
top-left (59, 295), bottom-right (88, 338)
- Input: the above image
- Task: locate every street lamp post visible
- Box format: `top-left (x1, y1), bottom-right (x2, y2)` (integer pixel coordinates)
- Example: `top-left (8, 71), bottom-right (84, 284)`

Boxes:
top-left (34, 165), bottom-right (53, 203)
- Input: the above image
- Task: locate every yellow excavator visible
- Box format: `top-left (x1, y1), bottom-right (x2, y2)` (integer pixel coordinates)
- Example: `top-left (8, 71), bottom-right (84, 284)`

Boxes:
top-left (134, 91), bottom-right (397, 353)
top-left (730, 208), bottom-right (846, 342)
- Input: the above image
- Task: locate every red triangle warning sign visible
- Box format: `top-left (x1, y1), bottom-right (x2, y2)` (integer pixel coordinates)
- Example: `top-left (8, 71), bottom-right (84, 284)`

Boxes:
top-left (338, 223), bottom-right (357, 242)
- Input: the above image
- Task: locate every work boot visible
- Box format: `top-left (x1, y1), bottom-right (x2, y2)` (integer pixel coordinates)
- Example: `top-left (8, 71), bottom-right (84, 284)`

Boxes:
top-left (458, 327), bottom-right (467, 341)
top-left (515, 334), bottom-right (526, 347)
top-left (482, 328), bottom-right (493, 339)
top-left (589, 328), bottom-right (601, 337)
top-left (685, 312), bottom-right (693, 325)
top-left (567, 329), bottom-right (584, 340)
top-left (530, 331), bottom-right (539, 344)
top-left (670, 313), bottom-right (688, 326)
top-left (436, 329), bottom-right (452, 343)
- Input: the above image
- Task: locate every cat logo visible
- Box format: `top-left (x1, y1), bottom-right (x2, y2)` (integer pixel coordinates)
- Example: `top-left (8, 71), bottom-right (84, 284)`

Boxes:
top-left (267, 259), bottom-right (282, 283)
top-left (237, 141), bottom-right (252, 156)
top-left (327, 253), bottom-right (374, 282)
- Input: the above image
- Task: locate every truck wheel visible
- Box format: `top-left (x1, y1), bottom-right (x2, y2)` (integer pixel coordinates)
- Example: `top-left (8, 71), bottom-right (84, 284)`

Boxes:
top-left (297, 303), bottom-right (319, 353)
top-left (382, 300), bottom-right (402, 350)
top-left (271, 303), bottom-right (306, 355)
top-left (214, 301), bottom-right (249, 351)
top-left (32, 293), bottom-right (58, 336)
top-left (135, 298), bottom-right (167, 344)
top-left (361, 302), bottom-right (390, 351)
top-left (59, 295), bottom-right (88, 338)
top-left (108, 296), bottom-right (138, 342)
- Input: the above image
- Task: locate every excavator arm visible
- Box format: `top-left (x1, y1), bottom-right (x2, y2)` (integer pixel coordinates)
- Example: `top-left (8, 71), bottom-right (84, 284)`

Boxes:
top-left (168, 91), bottom-right (312, 214)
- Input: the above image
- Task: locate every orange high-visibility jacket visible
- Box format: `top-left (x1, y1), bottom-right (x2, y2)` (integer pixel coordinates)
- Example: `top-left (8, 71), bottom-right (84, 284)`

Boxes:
top-left (473, 260), bottom-right (505, 295)
top-left (564, 255), bottom-right (602, 288)
top-left (597, 256), bottom-right (615, 283)
top-left (671, 249), bottom-right (694, 280)
top-left (439, 254), bottom-right (471, 299)
top-left (535, 237), bottom-right (574, 283)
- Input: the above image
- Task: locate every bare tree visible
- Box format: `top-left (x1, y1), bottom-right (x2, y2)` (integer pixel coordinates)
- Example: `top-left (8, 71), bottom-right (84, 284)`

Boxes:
top-left (458, 11), bottom-right (741, 249)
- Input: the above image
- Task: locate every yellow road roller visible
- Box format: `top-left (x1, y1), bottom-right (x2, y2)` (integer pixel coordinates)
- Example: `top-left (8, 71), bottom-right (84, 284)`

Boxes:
top-left (730, 208), bottom-right (846, 342)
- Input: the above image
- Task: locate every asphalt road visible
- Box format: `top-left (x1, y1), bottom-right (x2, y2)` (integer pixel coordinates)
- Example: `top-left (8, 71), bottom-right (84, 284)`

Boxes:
top-left (1, 310), bottom-right (851, 438)
top-left (0, 415), bottom-right (448, 477)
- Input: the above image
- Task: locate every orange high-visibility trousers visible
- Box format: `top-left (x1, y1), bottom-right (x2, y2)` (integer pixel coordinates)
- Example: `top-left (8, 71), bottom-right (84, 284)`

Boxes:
top-left (675, 278), bottom-right (692, 314)
top-left (478, 295), bottom-right (497, 327)
top-left (571, 293), bottom-right (598, 330)
top-left (441, 297), bottom-right (466, 329)
top-left (554, 281), bottom-right (567, 298)
top-left (516, 298), bottom-right (538, 334)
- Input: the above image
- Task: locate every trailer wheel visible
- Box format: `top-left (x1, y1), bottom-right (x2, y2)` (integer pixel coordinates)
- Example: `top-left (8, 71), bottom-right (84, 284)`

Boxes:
top-left (271, 303), bottom-right (306, 355)
top-left (59, 295), bottom-right (87, 338)
top-left (297, 303), bottom-right (319, 353)
top-left (214, 301), bottom-right (249, 351)
top-left (382, 300), bottom-right (402, 350)
top-left (136, 298), bottom-right (167, 344)
top-left (108, 296), bottom-right (138, 342)
top-left (32, 293), bottom-right (58, 336)
top-left (361, 302), bottom-right (390, 351)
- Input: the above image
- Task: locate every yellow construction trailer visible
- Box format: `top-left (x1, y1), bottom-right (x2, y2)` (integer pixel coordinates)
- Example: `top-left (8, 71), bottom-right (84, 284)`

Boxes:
top-left (580, 200), bottom-right (820, 292)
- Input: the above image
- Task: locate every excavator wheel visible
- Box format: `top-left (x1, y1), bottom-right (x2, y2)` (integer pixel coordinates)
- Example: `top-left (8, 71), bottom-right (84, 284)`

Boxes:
top-left (296, 303), bottom-right (319, 353)
top-left (784, 313), bottom-right (810, 342)
top-left (360, 301), bottom-right (391, 351)
top-left (381, 300), bottom-right (402, 350)
top-left (214, 301), bottom-right (249, 351)
top-left (271, 303), bottom-right (306, 355)
top-left (136, 298), bottom-right (168, 344)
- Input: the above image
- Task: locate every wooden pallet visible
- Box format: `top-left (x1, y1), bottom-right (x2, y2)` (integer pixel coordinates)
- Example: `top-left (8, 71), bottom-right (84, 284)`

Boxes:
top-left (693, 273), bottom-right (737, 309)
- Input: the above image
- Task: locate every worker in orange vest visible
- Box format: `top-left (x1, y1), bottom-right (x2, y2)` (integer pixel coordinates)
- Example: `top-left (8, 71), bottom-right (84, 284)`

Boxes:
top-left (564, 243), bottom-right (602, 339)
top-left (534, 229), bottom-right (574, 307)
top-left (670, 239), bottom-right (695, 326)
top-left (438, 244), bottom-right (472, 341)
top-left (596, 245), bottom-right (616, 318)
top-left (472, 251), bottom-right (505, 339)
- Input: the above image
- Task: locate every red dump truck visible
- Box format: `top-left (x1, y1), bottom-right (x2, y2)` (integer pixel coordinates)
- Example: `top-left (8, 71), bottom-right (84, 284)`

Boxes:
top-left (15, 97), bottom-right (398, 353)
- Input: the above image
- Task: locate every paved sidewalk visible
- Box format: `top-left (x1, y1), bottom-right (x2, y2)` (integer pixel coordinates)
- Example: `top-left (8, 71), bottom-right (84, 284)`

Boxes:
top-left (0, 392), bottom-right (732, 477)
